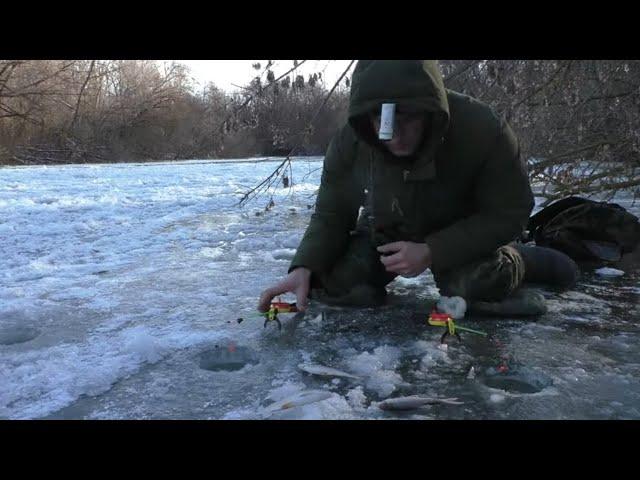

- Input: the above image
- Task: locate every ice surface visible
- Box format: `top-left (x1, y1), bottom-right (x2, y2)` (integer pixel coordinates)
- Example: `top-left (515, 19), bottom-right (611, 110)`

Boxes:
top-left (2, 158), bottom-right (640, 420)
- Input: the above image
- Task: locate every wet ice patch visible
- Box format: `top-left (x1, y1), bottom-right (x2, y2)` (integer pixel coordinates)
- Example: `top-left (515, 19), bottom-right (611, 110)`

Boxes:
top-left (547, 291), bottom-right (612, 317)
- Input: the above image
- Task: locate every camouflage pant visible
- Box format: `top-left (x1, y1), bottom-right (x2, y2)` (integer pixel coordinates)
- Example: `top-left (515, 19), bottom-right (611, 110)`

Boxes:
top-left (311, 233), bottom-right (526, 306)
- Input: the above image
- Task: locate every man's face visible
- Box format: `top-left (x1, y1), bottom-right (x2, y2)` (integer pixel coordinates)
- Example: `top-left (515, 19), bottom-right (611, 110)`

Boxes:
top-left (371, 110), bottom-right (427, 157)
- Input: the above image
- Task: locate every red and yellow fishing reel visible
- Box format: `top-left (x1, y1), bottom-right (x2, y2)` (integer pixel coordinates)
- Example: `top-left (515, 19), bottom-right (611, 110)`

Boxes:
top-left (427, 310), bottom-right (487, 344)
top-left (428, 311), bottom-right (461, 343)
top-left (237, 298), bottom-right (298, 331)
top-left (264, 300), bottom-right (298, 330)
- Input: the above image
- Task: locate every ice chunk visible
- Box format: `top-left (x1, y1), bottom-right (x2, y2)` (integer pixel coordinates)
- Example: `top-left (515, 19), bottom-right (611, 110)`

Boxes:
top-left (436, 296), bottom-right (467, 319)
top-left (489, 394), bottom-right (505, 403)
top-left (123, 328), bottom-right (165, 364)
top-left (595, 267), bottom-right (624, 277)
top-left (346, 348), bottom-right (403, 398)
top-left (346, 387), bottom-right (367, 410)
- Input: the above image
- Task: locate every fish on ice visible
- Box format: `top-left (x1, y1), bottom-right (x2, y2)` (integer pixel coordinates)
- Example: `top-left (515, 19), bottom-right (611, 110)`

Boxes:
top-left (265, 390), bottom-right (333, 412)
top-left (298, 363), bottom-right (361, 380)
top-left (378, 395), bottom-right (464, 411)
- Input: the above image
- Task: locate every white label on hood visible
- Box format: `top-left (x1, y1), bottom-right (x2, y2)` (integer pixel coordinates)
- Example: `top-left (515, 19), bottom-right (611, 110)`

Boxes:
top-left (379, 103), bottom-right (395, 140)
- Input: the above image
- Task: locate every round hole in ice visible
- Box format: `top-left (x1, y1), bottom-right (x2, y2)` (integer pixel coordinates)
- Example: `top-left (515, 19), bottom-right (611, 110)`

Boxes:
top-left (0, 326), bottom-right (40, 346)
top-left (198, 345), bottom-right (259, 372)
top-left (480, 365), bottom-right (553, 394)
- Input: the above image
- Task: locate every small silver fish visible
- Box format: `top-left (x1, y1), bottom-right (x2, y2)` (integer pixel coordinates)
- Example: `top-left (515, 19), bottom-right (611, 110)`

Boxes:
top-left (265, 390), bottom-right (333, 412)
top-left (378, 395), bottom-right (464, 411)
top-left (298, 363), bottom-right (361, 380)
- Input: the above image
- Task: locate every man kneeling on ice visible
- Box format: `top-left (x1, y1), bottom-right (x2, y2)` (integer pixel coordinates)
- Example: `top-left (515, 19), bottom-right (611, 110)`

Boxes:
top-left (259, 60), bottom-right (578, 317)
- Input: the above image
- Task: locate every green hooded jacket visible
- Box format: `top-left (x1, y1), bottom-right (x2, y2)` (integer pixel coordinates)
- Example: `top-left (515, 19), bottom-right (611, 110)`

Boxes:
top-left (290, 60), bottom-right (534, 276)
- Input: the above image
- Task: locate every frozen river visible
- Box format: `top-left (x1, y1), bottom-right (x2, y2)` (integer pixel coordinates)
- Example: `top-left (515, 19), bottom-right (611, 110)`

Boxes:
top-left (1, 158), bottom-right (639, 419)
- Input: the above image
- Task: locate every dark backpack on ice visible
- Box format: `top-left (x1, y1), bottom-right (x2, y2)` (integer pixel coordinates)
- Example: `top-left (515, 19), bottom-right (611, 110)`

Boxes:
top-left (526, 196), bottom-right (640, 262)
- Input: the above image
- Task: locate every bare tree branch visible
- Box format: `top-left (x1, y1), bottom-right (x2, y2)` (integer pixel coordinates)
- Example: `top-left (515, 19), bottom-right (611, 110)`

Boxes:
top-left (237, 60), bottom-right (356, 207)
top-left (69, 60), bottom-right (95, 130)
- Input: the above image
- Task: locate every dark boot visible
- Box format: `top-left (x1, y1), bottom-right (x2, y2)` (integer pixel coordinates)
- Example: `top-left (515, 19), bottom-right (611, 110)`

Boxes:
top-left (512, 243), bottom-right (579, 290)
top-left (435, 245), bottom-right (526, 302)
top-left (469, 288), bottom-right (547, 317)
top-left (435, 245), bottom-right (548, 317)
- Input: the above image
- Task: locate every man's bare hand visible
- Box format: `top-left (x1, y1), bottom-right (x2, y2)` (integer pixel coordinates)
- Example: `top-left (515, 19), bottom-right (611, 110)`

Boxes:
top-left (377, 241), bottom-right (432, 277)
top-left (258, 267), bottom-right (312, 312)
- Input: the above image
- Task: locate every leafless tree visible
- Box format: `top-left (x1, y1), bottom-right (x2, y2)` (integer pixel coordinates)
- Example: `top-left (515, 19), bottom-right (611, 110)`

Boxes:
top-left (2, 60), bottom-right (638, 209)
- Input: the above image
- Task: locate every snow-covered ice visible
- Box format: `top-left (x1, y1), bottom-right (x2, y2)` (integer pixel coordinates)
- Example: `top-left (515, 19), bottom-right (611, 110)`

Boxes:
top-left (1, 158), bottom-right (640, 420)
